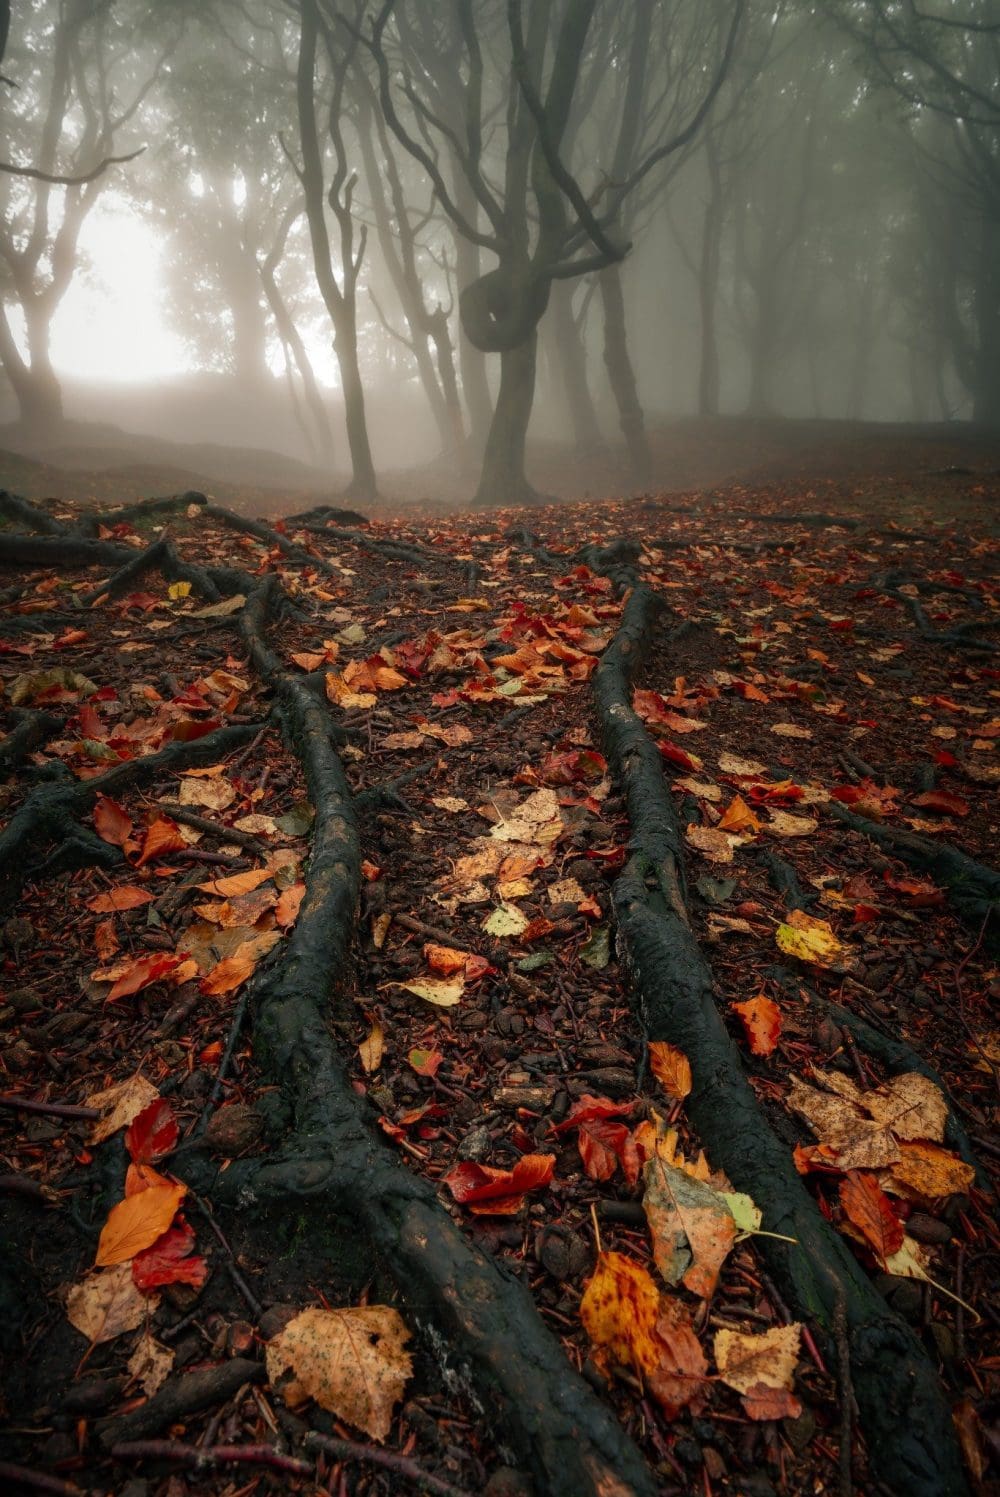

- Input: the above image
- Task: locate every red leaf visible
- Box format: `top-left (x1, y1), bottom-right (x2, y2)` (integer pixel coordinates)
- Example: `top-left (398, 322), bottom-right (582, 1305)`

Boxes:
top-left (443, 1153), bottom-right (555, 1212)
top-left (107, 952), bottom-right (182, 1001)
top-left (658, 740), bottom-right (702, 773)
top-left (132, 1220), bottom-right (208, 1291)
top-left (93, 794), bottom-right (133, 848)
top-left (912, 790), bottom-right (969, 818)
top-left (578, 1118), bottom-right (633, 1182)
top-left (839, 1171), bottom-right (904, 1264)
top-left (551, 1093), bottom-right (635, 1135)
top-left (126, 1098), bottom-right (179, 1165)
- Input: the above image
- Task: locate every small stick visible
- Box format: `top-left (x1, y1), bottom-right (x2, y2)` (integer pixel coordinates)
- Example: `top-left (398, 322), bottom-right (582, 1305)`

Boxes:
top-left (156, 804), bottom-right (269, 855)
top-left (391, 911), bottom-right (476, 953)
top-left (955, 1246), bottom-right (967, 1365)
top-left (190, 1194), bottom-right (263, 1319)
top-left (111, 1440), bottom-right (312, 1478)
top-left (0, 1093), bottom-right (99, 1121)
top-left (304, 1432), bottom-right (472, 1497)
top-left (199, 989), bottom-right (251, 1119)
top-left (0, 1462), bottom-right (84, 1496)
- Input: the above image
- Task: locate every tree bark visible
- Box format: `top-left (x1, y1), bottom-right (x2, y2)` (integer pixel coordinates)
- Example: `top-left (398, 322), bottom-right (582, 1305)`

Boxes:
top-left (337, 306), bottom-right (377, 501)
top-left (600, 264), bottom-right (650, 484)
top-left (697, 139), bottom-right (723, 418)
top-left (551, 280), bottom-right (602, 451)
top-left (474, 332), bottom-right (539, 506)
top-left (0, 302), bottom-right (63, 430)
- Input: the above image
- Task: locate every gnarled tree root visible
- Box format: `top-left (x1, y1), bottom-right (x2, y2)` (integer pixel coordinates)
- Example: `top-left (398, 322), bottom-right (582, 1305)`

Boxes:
top-left (593, 572), bottom-right (968, 1496)
top-left (826, 799), bottom-right (1000, 940)
top-left (0, 489), bottom-right (67, 536)
top-left (0, 721), bottom-right (261, 900)
top-left (0, 709), bottom-right (64, 776)
top-left (203, 503), bottom-right (350, 585)
top-left (179, 577), bottom-right (660, 1497)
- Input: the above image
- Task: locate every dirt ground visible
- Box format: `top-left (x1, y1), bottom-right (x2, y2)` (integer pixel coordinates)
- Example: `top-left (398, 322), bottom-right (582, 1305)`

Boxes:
top-left (0, 432), bottom-right (998, 1497)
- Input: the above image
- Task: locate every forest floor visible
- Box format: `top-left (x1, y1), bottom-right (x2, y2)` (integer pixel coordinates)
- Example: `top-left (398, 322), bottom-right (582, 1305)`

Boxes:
top-left (0, 455), bottom-right (998, 1497)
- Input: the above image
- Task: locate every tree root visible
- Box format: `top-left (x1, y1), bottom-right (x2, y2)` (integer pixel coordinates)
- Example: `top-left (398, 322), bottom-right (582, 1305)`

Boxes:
top-left (298, 520), bottom-right (438, 568)
top-left (75, 490), bottom-right (208, 534)
top-left (878, 571), bottom-right (999, 654)
top-left (77, 536), bottom-right (223, 607)
top-left (0, 722), bottom-right (261, 900)
top-left (826, 800), bottom-right (1000, 939)
top-left (97, 1359), bottom-right (265, 1447)
top-left (203, 503), bottom-right (350, 584)
top-left (591, 564), bottom-right (968, 1496)
top-left (175, 576), bottom-right (661, 1497)
top-left (0, 709), bottom-right (64, 776)
top-left (0, 489), bottom-right (67, 536)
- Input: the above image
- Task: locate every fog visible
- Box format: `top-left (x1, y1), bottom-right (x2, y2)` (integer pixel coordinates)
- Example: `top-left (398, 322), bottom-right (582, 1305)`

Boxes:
top-left (1, 0), bottom-right (998, 508)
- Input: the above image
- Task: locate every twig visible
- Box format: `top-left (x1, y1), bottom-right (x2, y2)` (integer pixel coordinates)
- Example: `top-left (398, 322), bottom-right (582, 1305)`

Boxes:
top-left (0, 1093), bottom-right (99, 1121)
top-left (156, 804), bottom-right (269, 856)
top-left (390, 911), bottom-right (476, 953)
top-left (190, 1195), bottom-right (262, 1318)
top-left (304, 1432), bottom-right (472, 1497)
top-left (0, 1463), bottom-right (81, 1495)
top-left (200, 989), bottom-right (251, 1119)
top-left (111, 1439), bottom-right (311, 1478)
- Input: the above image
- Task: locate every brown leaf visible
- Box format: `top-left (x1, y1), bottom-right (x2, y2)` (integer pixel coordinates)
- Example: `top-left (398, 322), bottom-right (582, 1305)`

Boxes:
top-left (86, 1075), bottom-right (160, 1145)
top-left (714, 1323), bottom-right (801, 1401)
top-left (732, 995), bottom-right (782, 1057)
top-left (266, 1305), bottom-right (412, 1442)
top-left (881, 1140), bottom-right (976, 1204)
top-left (66, 1264), bottom-right (155, 1344)
top-left (643, 1157), bottom-right (736, 1298)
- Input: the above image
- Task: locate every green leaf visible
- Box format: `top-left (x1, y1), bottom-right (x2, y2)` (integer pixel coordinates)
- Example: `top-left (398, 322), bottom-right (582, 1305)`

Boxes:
top-left (482, 904), bottom-right (528, 937)
top-left (579, 926), bottom-right (610, 969)
top-left (721, 1192), bottom-right (763, 1236)
top-left (275, 801), bottom-right (315, 836)
top-left (696, 876), bottom-right (736, 907)
top-left (516, 950), bottom-right (554, 972)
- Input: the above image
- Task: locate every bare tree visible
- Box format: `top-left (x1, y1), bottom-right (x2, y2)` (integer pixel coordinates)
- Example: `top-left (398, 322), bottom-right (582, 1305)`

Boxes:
top-left (0, 0), bottom-right (177, 429)
top-left (367, 0), bottom-right (744, 505)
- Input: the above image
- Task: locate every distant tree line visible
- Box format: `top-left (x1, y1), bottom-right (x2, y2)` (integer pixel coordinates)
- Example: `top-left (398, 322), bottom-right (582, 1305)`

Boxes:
top-left (0, 0), bottom-right (997, 501)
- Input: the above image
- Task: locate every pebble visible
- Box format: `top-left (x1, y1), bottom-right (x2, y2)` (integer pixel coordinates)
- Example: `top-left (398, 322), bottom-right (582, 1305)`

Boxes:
top-left (906, 1212), bottom-right (952, 1245)
top-left (457, 1124), bottom-right (491, 1161)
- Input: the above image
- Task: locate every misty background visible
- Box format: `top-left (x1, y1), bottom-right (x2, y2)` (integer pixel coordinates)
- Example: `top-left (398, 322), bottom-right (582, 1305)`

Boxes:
top-left (0, 0), bottom-right (997, 508)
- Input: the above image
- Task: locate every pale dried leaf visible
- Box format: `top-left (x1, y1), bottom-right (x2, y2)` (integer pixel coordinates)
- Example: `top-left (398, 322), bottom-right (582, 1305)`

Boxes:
top-left (266, 1305), bottom-right (412, 1441)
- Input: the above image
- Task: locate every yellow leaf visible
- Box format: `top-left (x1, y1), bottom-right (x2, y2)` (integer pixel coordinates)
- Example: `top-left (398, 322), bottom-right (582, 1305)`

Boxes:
top-left (648, 1041), bottom-right (692, 1099)
top-left (718, 795), bottom-right (761, 834)
top-left (95, 1181), bottom-right (186, 1266)
top-left (881, 1140), bottom-right (976, 1203)
top-left (266, 1305), bottom-right (412, 1441)
top-left (399, 976), bottom-right (464, 1007)
top-left (775, 909), bottom-right (843, 967)
top-left (714, 1323), bottom-right (801, 1396)
top-left (167, 581), bottom-right (192, 600)
top-left (359, 1017), bottom-right (384, 1074)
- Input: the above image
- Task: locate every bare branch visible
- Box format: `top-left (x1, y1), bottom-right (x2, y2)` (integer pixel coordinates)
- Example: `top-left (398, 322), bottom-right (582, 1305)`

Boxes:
top-left (0, 144), bottom-right (145, 185)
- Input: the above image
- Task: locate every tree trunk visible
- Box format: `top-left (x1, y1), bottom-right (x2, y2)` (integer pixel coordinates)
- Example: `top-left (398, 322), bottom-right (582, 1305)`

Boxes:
top-left (600, 265), bottom-right (650, 484)
top-left (451, 171), bottom-right (493, 455)
top-left (0, 302), bottom-right (63, 430)
top-left (552, 281), bottom-right (602, 451)
top-left (427, 306), bottom-right (468, 464)
top-left (746, 271), bottom-right (779, 417)
top-left (336, 309), bottom-right (378, 501)
top-left (972, 213), bottom-right (1000, 427)
top-left (474, 333), bottom-right (538, 506)
top-left (697, 143), bottom-right (723, 419)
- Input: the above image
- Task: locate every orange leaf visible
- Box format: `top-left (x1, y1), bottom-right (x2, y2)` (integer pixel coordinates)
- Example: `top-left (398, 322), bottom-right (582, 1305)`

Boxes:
top-left (94, 919), bottom-right (119, 961)
top-left (732, 996), bottom-right (782, 1057)
top-left (912, 790), bottom-right (969, 818)
top-left (443, 1153), bottom-right (555, 1213)
top-left (93, 794), bottom-right (133, 847)
top-left (839, 1171), bottom-right (904, 1265)
top-left (718, 795), bottom-right (761, 835)
top-left (274, 882), bottom-right (305, 929)
top-left (136, 816), bottom-right (187, 867)
top-left (125, 1162), bottom-right (174, 1197)
top-left (87, 886), bottom-right (153, 913)
top-left (423, 942), bottom-right (468, 977)
top-left (95, 1181), bottom-right (186, 1266)
top-left (199, 953), bottom-right (255, 996)
top-left (648, 1041), bottom-right (692, 1099)
top-left (195, 869), bottom-right (272, 897)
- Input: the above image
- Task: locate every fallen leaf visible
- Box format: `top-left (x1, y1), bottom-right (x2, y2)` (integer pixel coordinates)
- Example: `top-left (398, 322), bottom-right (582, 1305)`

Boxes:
top-left (106, 952), bottom-right (183, 1001)
top-left (87, 885), bottom-right (153, 913)
top-left (912, 790), bottom-right (970, 818)
top-left (178, 775), bottom-right (236, 811)
top-left (767, 810), bottom-right (817, 838)
top-left (86, 1075), bottom-right (160, 1145)
top-left (648, 1041), bottom-right (692, 1099)
top-left (359, 1017), bottom-right (385, 1074)
top-left (770, 722), bottom-right (812, 739)
top-left (732, 996), bottom-right (781, 1057)
top-left (266, 1305), bottom-right (412, 1442)
top-left (66, 1264), bottom-right (154, 1344)
top-left (132, 1220), bottom-right (208, 1291)
top-left (195, 869), bottom-right (273, 897)
top-left (643, 1157), bottom-right (736, 1298)
top-left (199, 952), bottom-right (257, 996)
top-left (136, 816), bottom-right (187, 867)
top-left (423, 942), bottom-right (468, 976)
top-left (126, 1099), bottom-right (179, 1165)
top-left (718, 795), bottom-right (761, 834)
top-left (881, 1140), bottom-right (976, 1204)
top-left (714, 1323), bottom-right (802, 1420)
top-left (775, 909), bottom-right (844, 968)
top-left (93, 794), bottom-right (133, 848)
top-left (95, 1181), bottom-right (186, 1266)
top-left (408, 1047), bottom-right (443, 1077)
top-left (685, 825), bottom-right (738, 863)
top-left (482, 904), bottom-right (528, 937)
top-left (443, 1153), bottom-right (555, 1214)
top-left (127, 1329), bottom-right (174, 1394)
top-left (839, 1171), bottom-right (904, 1264)
top-left (399, 975), bottom-right (464, 1007)
top-left (579, 925), bottom-right (610, 968)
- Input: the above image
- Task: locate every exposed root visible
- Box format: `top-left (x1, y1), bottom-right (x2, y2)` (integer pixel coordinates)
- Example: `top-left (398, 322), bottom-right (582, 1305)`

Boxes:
top-left (75, 490), bottom-right (208, 534)
top-left (204, 503), bottom-right (350, 584)
top-left (826, 799), bottom-right (1000, 939)
top-left (591, 559), bottom-right (968, 1496)
top-left (0, 709), bottom-right (64, 776)
top-left (0, 489), bottom-right (67, 536)
top-left (173, 575), bottom-right (662, 1497)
